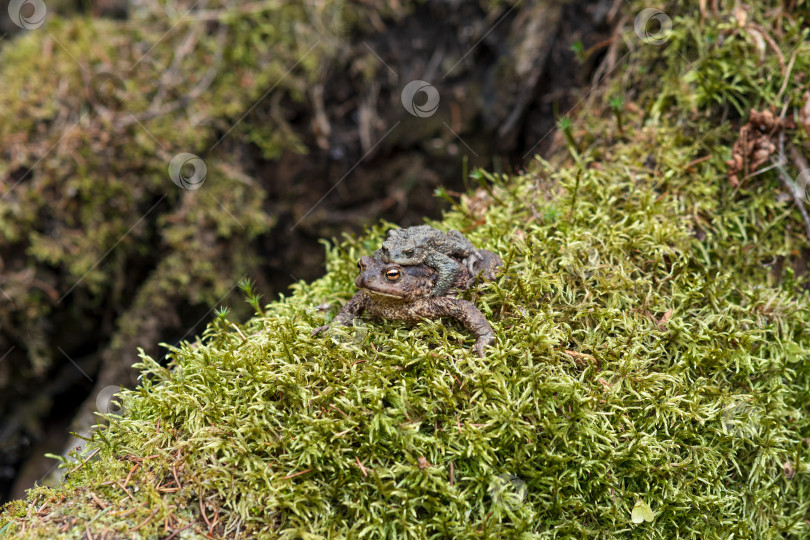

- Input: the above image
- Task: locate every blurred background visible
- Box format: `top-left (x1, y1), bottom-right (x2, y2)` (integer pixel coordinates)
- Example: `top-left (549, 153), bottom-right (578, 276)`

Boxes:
top-left (0, 0), bottom-right (618, 502)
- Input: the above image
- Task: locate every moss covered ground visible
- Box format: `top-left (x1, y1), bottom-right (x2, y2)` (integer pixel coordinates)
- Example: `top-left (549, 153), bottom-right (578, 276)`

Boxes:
top-left (3, 0), bottom-right (810, 538)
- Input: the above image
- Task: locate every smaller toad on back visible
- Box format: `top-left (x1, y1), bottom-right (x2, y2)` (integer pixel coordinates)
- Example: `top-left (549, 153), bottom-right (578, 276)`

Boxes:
top-left (312, 250), bottom-right (501, 357)
top-left (373, 225), bottom-right (479, 298)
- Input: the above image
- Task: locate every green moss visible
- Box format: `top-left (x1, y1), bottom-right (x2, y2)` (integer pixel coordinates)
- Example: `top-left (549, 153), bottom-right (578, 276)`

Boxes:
top-left (3, 1), bottom-right (810, 538)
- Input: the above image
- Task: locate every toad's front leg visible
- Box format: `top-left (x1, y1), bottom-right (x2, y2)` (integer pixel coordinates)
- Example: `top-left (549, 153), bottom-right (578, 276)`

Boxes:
top-left (425, 252), bottom-right (463, 297)
top-left (430, 298), bottom-right (494, 357)
top-left (312, 292), bottom-right (368, 335)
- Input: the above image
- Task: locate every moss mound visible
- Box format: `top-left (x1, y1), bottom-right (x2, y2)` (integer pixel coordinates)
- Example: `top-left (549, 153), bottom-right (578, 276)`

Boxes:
top-left (3, 1), bottom-right (810, 538)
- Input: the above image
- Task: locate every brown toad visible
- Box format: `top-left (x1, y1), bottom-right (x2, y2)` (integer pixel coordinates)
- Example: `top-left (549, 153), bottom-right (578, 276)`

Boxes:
top-left (373, 225), bottom-right (480, 298)
top-left (312, 250), bottom-right (501, 357)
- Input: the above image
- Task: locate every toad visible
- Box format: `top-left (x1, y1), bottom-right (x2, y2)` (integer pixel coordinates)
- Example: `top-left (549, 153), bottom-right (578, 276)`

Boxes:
top-left (373, 225), bottom-right (480, 298)
top-left (312, 250), bottom-right (501, 357)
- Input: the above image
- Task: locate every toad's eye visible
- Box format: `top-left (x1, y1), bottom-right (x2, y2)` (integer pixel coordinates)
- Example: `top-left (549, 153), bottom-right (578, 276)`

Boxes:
top-left (404, 249), bottom-right (414, 256)
top-left (385, 268), bottom-right (401, 281)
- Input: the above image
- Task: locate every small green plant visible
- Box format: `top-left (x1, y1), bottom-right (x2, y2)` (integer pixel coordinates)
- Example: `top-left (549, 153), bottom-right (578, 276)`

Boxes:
top-left (570, 40), bottom-right (587, 63)
top-left (238, 278), bottom-right (264, 317)
top-left (214, 306), bottom-right (230, 321)
top-left (557, 116), bottom-right (580, 160)
top-left (608, 94), bottom-right (624, 134)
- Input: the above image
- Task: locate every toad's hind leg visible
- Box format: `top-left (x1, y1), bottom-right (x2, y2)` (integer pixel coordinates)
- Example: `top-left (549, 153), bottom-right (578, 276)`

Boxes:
top-left (431, 298), bottom-right (494, 357)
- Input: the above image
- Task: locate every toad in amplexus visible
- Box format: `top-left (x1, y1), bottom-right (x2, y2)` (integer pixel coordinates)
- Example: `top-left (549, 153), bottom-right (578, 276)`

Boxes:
top-left (372, 225), bottom-right (480, 298)
top-left (312, 250), bottom-right (501, 357)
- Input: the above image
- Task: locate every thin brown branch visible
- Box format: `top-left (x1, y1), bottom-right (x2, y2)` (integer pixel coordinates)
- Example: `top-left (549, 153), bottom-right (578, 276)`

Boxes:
top-left (166, 522), bottom-right (193, 540)
top-left (747, 23), bottom-right (785, 75)
top-left (355, 456), bottom-right (368, 477)
top-left (282, 468), bottom-right (312, 480)
top-left (199, 486), bottom-right (212, 530)
top-left (122, 463), bottom-right (139, 489)
top-left (67, 448), bottom-right (100, 476)
top-left (131, 510), bottom-right (158, 532)
top-left (776, 47), bottom-right (799, 103)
